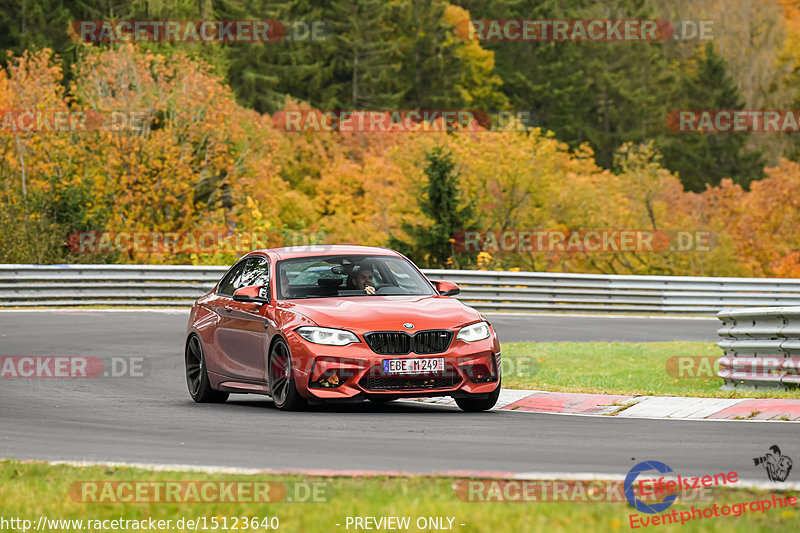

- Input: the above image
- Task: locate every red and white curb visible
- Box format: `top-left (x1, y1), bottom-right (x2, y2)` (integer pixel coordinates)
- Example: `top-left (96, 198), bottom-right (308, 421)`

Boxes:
top-left (403, 389), bottom-right (800, 421)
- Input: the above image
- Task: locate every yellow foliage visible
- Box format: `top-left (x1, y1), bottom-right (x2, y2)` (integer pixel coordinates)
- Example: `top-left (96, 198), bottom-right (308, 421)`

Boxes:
top-left (1, 45), bottom-right (798, 277)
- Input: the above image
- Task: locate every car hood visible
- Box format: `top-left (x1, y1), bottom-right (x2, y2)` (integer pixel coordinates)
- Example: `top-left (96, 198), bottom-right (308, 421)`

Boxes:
top-left (277, 295), bottom-right (483, 332)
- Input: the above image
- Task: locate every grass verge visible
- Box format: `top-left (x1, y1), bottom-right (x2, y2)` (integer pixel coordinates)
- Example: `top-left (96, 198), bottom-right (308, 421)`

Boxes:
top-left (0, 460), bottom-right (797, 533)
top-left (500, 342), bottom-right (800, 399)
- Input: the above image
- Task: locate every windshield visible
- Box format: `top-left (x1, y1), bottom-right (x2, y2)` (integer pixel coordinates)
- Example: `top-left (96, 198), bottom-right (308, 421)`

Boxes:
top-left (276, 255), bottom-right (436, 299)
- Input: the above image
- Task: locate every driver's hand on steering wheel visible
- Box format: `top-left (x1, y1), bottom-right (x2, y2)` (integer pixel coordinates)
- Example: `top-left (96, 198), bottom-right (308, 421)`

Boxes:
top-left (365, 285), bottom-right (376, 295)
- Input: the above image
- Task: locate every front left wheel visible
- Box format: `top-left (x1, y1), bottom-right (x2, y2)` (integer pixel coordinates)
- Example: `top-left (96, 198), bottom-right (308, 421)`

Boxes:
top-left (185, 335), bottom-right (229, 403)
top-left (454, 380), bottom-right (501, 412)
top-left (268, 338), bottom-right (308, 411)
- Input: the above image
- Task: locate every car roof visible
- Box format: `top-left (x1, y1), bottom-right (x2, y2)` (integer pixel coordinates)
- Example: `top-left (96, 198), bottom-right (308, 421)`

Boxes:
top-left (255, 244), bottom-right (402, 260)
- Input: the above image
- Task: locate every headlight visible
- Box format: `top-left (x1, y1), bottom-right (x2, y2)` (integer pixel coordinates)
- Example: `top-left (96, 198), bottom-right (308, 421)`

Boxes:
top-left (456, 321), bottom-right (491, 342)
top-left (296, 327), bottom-right (360, 346)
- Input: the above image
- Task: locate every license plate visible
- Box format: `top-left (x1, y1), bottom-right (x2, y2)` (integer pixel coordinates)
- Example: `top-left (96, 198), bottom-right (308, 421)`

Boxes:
top-left (383, 357), bottom-right (444, 374)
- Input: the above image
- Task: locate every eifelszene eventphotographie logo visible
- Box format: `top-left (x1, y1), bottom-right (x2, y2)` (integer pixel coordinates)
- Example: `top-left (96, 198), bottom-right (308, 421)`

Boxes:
top-left (625, 461), bottom-right (678, 514)
top-left (753, 445), bottom-right (793, 482)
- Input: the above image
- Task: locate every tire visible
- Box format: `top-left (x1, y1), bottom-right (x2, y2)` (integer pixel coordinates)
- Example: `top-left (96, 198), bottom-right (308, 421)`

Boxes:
top-left (268, 338), bottom-right (308, 411)
top-left (455, 380), bottom-right (501, 412)
top-left (185, 335), bottom-right (229, 403)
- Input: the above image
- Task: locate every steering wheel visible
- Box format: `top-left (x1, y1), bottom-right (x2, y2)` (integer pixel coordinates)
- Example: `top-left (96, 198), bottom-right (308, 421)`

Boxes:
top-left (376, 285), bottom-right (404, 295)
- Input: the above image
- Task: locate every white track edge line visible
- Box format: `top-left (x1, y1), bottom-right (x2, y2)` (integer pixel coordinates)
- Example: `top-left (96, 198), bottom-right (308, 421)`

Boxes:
top-left (11, 459), bottom-right (800, 491)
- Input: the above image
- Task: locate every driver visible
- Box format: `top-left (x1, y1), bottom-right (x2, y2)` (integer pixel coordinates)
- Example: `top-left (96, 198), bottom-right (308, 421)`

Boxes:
top-left (347, 263), bottom-right (377, 295)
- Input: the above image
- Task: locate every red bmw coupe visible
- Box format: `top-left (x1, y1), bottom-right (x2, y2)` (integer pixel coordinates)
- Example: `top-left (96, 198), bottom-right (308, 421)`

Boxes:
top-left (184, 245), bottom-right (501, 411)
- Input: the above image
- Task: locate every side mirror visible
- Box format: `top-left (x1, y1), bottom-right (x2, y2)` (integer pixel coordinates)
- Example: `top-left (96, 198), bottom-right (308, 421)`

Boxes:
top-left (233, 285), bottom-right (270, 304)
top-left (431, 280), bottom-right (460, 297)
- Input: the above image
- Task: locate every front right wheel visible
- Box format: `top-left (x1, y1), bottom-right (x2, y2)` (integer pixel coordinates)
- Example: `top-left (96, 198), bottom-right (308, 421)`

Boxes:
top-left (268, 338), bottom-right (308, 411)
top-left (455, 380), bottom-right (501, 412)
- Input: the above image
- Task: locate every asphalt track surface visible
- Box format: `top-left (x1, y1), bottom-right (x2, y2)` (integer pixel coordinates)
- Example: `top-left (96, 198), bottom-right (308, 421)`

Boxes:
top-left (1, 310), bottom-right (792, 483)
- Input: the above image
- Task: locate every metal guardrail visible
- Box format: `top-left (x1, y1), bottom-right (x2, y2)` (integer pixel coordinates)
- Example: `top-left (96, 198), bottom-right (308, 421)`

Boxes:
top-left (0, 265), bottom-right (227, 307)
top-left (427, 270), bottom-right (800, 314)
top-left (1, 264), bottom-right (800, 315)
top-left (717, 307), bottom-right (800, 390)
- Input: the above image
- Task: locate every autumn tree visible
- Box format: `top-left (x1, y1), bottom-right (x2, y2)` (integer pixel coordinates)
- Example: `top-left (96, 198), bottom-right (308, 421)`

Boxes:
top-left (0, 48), bottom-right (99, 263)
top-left (390, 146), bottom-right (477, 268)
top-left (699, 158), bottom-right (800, 277)
top-left (456, 0), bottom-right (679, 169)
top-left (659, 42), bottom-right (765, 191)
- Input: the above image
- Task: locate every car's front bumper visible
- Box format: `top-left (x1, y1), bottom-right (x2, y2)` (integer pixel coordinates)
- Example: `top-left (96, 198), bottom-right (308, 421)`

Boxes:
top-left (285, 332), bottom-right (501, 400)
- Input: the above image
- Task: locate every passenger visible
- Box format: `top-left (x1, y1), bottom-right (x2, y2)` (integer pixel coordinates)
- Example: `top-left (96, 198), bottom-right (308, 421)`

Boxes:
top-left (279, 269), bottom-right (291, 298)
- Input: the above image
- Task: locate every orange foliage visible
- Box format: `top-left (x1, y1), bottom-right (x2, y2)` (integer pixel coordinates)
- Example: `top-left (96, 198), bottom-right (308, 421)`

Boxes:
top-left (2, 44), bottom-right (800, 277)
top-left (700, 159), bottom-right (800, 277)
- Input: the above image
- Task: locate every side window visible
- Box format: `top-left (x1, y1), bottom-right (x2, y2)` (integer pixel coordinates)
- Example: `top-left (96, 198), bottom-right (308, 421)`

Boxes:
top-left (240, 256), bottom-right (270, 288)
top-left (217, 260), bottom-right (248, 297)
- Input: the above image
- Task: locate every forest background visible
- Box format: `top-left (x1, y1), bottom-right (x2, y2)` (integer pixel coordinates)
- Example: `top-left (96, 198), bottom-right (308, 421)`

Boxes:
top-left (2, 0), bottom-right (800, 277)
